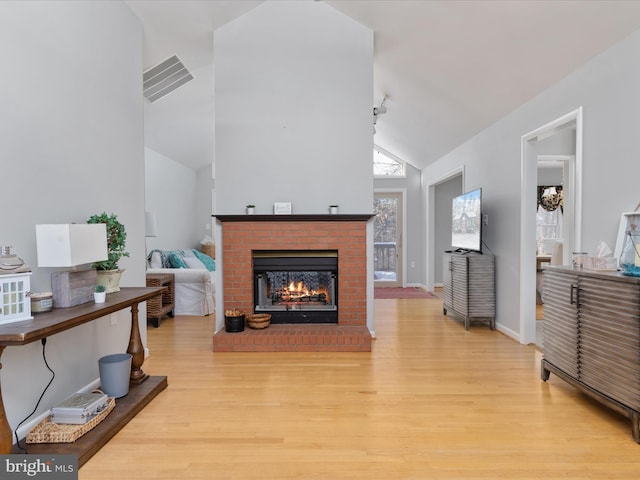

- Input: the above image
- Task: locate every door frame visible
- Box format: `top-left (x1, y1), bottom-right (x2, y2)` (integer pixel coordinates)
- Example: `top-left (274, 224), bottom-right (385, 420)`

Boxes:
top-left (520, 107), bottom-right (583, 345)
top-left (374, 189), bottom-right (407, 287)
top-left (426, 166), bottom-right (465, 292)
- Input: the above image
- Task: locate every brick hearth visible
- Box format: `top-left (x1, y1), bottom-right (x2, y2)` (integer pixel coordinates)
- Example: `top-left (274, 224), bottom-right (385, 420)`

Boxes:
top-left (213, 215), bottom-right (372, 352)
top-left (212, 324), bottom-right (371, 352)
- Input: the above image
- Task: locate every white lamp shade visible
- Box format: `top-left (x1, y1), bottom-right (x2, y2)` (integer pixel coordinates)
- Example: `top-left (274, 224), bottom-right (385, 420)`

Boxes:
top-left (145, 212), bottom-right (158, 237)
top-left (36, 224), bottom-right (108, 267)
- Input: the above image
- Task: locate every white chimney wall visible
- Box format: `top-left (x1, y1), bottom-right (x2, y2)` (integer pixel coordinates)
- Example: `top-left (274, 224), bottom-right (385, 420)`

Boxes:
top-left (214, 1), bottom-right (374, 215)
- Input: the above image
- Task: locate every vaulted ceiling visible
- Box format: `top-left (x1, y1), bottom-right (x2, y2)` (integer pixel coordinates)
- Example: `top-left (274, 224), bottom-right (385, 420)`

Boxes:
top-left (125, 0), bottom-right (640, 171)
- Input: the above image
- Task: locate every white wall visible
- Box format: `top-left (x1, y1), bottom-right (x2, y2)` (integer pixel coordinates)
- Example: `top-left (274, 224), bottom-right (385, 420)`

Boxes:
top-left (538, 128), bottom-right (576, 155)
top-left (423, 29), bottom-right (640, 339)
top-left (433, 175), bottom-right (463, 284)
top-left (144, 147), bottom-right (201, 251)
top-left (214, 1), bottom-right (373, 214)
top-left (538, 167), bottom-right (564, 185)
top-left (0, 1), bottom-right (144, 440)
top-left (195, 164), bottom-right (215, 245)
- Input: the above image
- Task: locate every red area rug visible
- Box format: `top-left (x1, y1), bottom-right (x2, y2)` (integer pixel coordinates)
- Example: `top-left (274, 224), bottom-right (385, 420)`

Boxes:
top-left (374, 287), bottom-right (437, 299)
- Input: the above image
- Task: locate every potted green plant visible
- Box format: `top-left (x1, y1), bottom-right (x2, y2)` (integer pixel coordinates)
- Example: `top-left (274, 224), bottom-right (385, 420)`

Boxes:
top-left (246, 204), bottom-right (256, 215)
top-left (87, 212), bottom-right (129, 293)
top-left (94, 284), bottom-right (106, 303)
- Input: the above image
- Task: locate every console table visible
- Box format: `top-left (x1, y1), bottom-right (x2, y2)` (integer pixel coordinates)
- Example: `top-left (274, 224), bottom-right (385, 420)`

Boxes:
top-left (442, 252), bottom-right (496, 330)
top-left (0, 287), bottom-right (168, 464)
top-left (542, 266), bottom-right (640, 442)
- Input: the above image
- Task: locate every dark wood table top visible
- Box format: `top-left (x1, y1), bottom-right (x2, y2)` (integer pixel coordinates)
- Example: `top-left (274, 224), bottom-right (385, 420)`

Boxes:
top-left (0, 287), bottom-right (163, 346)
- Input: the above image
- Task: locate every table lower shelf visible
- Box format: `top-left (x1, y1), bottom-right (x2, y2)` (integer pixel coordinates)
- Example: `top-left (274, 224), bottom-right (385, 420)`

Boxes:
top-left (25, 375), bottom-right (168, 466)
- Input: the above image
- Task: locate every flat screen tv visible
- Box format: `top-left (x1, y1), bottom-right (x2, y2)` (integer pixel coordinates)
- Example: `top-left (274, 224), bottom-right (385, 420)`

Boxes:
top-left (451, 188), bottom-right (482, 253)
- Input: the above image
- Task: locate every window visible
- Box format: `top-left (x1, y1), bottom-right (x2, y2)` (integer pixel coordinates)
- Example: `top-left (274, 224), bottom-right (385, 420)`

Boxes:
top-left (536, 206), bottom-right (563, 253)
top-left (536, 186), bottom-right (563, 254)
top-left (374, 147), bottom-right (405, 177)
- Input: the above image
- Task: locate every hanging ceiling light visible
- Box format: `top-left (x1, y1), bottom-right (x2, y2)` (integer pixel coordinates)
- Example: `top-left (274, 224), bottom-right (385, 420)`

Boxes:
top-left (373, 94), bottom-right (389, 134)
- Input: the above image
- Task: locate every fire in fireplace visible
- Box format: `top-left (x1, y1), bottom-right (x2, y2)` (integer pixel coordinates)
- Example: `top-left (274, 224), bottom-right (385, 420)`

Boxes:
top-left (253, 250), bottom-right (338, 324)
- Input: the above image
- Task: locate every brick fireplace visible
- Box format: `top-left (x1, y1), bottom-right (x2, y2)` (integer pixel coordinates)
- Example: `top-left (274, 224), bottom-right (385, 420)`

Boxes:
top-left (213, 214), bottom-right (373, 352)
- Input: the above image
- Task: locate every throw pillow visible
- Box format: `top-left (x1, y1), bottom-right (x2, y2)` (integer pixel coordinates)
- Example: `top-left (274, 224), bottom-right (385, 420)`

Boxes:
top-left (193, 250), bottom-right (216, 271)
top-left (183, 255), bottom-right (207, 270)
top-left (168, 251), bottom-right (187, 269)
top-left (159, 250), bottom-right (172, 268)
top-left (148, 250), bottom-right (162, 269)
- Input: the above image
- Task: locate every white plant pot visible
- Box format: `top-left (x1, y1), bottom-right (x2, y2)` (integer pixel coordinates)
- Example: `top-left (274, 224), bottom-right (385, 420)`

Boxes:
top-left (246, 207), bottom-right (255, 215)
top-left (96, 269), bottom-right (124, 293)
top-left (94, 291), bottom-right (106, 303)
top-left (329, 206), bottom-right (338, 214)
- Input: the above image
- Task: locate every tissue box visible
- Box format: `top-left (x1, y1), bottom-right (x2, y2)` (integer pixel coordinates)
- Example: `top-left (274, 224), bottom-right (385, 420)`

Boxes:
top-left (583, 256), bottom-right (618, 271)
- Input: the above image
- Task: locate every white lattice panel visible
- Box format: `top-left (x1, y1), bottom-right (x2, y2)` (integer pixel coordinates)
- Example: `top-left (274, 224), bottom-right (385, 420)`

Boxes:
top-left (0, 272), bottom-right (32, 324)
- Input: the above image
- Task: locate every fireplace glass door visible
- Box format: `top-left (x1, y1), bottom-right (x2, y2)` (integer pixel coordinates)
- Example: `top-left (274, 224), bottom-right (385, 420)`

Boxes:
top-left (253, 251), bottom-right (337, 324)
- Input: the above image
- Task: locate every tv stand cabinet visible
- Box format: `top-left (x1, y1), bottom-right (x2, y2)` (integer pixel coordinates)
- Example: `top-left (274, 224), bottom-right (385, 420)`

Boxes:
top-left (542, 266), bottom-right (640, 443)
top-left (0, 287), bottom-right (168, 464)
top-left (442, 252), bottom-right (495, 330)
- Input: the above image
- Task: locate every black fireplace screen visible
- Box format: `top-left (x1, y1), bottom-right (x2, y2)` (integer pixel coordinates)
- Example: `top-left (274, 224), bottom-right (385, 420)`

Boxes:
top-left (253, 251), bottom-right (338, 324)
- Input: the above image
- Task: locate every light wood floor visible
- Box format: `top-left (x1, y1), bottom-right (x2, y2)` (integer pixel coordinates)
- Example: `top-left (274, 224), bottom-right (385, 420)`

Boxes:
top-left (80, 298), bottom-right (640, 479)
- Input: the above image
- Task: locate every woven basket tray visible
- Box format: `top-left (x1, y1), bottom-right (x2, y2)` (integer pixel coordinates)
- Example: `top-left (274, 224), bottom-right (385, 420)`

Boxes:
top-left (26, 397), bottom-right (115, 444)
top-left (247, 313), bottom-right (271, 329)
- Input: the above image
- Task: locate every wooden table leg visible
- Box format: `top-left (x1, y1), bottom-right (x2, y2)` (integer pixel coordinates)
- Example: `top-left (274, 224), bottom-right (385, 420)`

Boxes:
top-left (127, 303), bottom-right (148, 384)
top-left (632, 412), bottom-right (640, 444)
top-left (0, 346), bottom-right (13, 453)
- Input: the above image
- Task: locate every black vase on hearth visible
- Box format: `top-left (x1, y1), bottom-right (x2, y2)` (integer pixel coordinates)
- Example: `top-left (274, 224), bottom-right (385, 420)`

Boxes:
top-left (224, 314), bottom-right (245, 332)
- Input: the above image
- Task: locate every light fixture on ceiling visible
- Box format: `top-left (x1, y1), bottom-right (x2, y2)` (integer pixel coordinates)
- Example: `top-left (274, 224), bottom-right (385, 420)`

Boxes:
top-left (373, 94), bottom-right (388, 134)
top-left (540, 186), bottom-right (564, 211)
top-left (143, 54), bottom-right (194, 103)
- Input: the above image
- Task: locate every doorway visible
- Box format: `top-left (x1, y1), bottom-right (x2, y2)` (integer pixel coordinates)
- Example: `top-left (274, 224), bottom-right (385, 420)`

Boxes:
top-left (426, 166), bottom-right (465, 292)
top-left (520, 108), bottom-right (583, 345)
top-left (536, 155), bottom-right (573, 349)
top-left (374, 191), bottom-right (404, 288)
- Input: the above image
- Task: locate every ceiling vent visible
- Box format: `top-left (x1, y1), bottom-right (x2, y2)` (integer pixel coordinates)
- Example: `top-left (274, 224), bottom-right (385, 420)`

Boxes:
top-left (143, 54), bottom-right (193, 103)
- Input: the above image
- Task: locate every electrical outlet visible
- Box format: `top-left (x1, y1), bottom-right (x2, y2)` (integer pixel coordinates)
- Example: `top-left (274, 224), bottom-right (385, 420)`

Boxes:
top-left (110, 313), bottom-right (118, 326)
top-left (483, 214), bottom-right (489, 226)
top-left (410, 261), bottom-right (416, 268)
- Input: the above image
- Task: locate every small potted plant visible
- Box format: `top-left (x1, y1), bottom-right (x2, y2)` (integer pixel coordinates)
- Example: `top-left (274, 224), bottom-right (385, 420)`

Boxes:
top-left (329, 205), bottom-right (339, 214)
top-left (94, 284), bottom-right (106, 303)
top-left (87, 212), bottom-right (130, 293)
top-left (246, 204), bottom-right (256, 215)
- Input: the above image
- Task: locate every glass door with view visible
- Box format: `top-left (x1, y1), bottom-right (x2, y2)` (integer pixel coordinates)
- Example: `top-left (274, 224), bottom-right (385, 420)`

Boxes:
top-left (374, 192), bottom-right (403, 287)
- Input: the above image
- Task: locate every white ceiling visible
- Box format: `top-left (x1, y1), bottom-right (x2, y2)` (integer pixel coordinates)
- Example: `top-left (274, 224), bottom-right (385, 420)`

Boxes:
top-left (125, 0), bottom-right (640, 171)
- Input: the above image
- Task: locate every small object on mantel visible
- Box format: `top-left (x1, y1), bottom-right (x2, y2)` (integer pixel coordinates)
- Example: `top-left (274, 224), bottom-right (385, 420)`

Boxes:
top-left (273, 202), bottom-right (292, 215)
